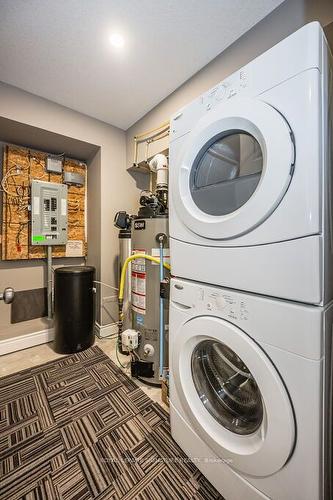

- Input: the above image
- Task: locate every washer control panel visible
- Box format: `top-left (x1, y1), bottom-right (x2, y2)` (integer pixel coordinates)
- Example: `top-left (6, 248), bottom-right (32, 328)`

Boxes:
top-left (171, 280), bottom-right (249, 322)
top-left (204, 291), bottom-right (249, 321)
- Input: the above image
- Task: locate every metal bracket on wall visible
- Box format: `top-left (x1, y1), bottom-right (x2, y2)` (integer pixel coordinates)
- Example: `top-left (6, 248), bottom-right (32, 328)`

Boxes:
top-left (0, 287), bottom-right (15, 304)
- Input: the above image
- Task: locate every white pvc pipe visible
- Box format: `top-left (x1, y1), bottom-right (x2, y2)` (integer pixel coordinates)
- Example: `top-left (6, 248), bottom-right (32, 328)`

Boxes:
top-left (149, 154), bottom-right (168, 188)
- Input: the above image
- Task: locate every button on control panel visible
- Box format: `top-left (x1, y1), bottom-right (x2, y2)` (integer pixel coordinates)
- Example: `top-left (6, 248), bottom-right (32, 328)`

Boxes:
top-left (227, 88), bottom-right (237, 99)
top-left (216, 295), bottom-right (226, 310)
top-left (215, 84), bottom-right (227, 101)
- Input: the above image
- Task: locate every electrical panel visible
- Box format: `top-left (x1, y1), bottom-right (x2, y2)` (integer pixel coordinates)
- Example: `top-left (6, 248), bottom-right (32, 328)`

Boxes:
top-left (31, 180), bottom-right (68, 246)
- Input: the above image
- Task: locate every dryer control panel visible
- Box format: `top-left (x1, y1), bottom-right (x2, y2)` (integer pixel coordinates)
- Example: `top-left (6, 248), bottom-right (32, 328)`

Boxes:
top-left (201, 69), bottom-right (249, 110)
top-left (170, 68), bottom-right (251, 141)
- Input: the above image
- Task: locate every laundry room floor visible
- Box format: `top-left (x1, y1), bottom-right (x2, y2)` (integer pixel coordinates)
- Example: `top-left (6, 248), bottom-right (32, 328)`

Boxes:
top-left (0, 345), bottom-right (223, 499)
top-left (0, 337), bottom-right (166, 410)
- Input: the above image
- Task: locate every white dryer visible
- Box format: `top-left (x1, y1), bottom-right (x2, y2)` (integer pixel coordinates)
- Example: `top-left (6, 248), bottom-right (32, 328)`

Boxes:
top-left (169, 22), bottom-right (333, 305)
top-left (169, 277), bottom-right (333, 500)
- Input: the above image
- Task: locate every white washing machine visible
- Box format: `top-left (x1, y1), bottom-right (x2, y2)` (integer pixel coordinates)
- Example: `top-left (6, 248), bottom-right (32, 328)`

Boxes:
top-left (169, 277), bottom-right (333, 500)
top-left (169, 22), bottom-right (333, 305)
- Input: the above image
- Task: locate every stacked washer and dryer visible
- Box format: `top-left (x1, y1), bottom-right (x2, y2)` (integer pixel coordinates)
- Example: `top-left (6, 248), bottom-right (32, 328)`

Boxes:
top-left (168, 22), bottom-right (333, 500)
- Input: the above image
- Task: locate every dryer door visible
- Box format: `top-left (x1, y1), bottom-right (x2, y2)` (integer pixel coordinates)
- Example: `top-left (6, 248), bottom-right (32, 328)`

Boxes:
top-left (172, 315), bottom-right (295, 476)
top-left (172, 98), bottom-right (295, 239)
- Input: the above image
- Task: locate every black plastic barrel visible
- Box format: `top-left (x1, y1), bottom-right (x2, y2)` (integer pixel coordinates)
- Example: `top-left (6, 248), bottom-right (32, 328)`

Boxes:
top-left (53, 266), bottom-right (95, 354)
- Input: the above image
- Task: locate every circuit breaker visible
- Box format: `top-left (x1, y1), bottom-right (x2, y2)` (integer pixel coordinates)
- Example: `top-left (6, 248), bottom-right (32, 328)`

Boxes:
top-left (31, 180), bottom-right (68, 245)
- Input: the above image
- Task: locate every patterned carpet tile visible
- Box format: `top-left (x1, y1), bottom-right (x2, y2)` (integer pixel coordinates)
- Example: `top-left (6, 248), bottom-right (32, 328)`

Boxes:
top-left (0, 346), bottom-right (223, 499)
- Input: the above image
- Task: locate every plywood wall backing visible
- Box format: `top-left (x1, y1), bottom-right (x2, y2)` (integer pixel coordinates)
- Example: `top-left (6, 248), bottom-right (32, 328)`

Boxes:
top-left (1, 145), bottom-right (87, 260)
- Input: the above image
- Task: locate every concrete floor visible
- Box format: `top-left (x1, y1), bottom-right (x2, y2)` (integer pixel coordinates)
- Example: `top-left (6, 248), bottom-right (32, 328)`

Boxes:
top-left (0, 336), bottom-right (168, 411)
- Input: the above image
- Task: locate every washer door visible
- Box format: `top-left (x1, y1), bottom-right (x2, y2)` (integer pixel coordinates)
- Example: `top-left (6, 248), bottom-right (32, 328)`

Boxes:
top-left (172, 98), bottom-right (295, 239)
top-left (172, 316), bottom-right (295, 476)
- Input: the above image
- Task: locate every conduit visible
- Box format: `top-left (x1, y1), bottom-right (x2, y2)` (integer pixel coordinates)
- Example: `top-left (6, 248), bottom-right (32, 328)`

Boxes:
top-left (158, 239), bottom-right (165, 378)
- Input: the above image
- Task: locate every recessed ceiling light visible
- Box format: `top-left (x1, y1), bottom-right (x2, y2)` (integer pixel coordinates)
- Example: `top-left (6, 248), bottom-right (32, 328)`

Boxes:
top-left (110, 33), bottom-right (125, 48)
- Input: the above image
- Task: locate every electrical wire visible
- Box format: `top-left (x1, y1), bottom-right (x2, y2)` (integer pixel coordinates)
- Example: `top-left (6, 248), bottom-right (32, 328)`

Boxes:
top-left (16, 221), bottom-right (29, 249)
top-left (1, 163), bottom-right (30, 250)
top-left (68, 199), bottom-right (80, 211)
top-left (1, 165), bottom-right (29, 198)
top-left (50, 152), bottom-right (65, 157)
top-left (93, 280), bottom-right (119, 291)
top-left (116, 341), bottom-right (130, 368)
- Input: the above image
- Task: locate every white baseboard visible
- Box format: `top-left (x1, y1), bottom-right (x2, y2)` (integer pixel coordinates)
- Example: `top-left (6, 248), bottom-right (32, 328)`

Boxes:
top-left (0, 321), bottom-right (118, 356)
top-left (95, 322), bottom-right (118, 338)
top-left (0, 328), bottom-right (55, 356)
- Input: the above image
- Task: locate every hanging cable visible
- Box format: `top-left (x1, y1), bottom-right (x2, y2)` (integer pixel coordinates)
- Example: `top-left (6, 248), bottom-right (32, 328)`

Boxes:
top-left (93, 280), bottom-right (119, 291)
top-left (116, 341), bottom-right (130, 368)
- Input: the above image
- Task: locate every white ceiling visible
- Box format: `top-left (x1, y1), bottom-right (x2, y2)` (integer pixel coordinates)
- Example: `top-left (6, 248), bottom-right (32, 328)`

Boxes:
top-left (0, 0), bottom-right (284, 130)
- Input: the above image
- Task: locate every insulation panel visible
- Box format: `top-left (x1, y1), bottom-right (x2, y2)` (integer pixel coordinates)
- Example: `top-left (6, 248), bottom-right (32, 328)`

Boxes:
top-left (1, 144), bottom-right (87, 260)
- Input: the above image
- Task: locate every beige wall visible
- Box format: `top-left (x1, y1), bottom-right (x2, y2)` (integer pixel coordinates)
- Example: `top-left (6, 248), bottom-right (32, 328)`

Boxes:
top-left (126, 0), bottom-right (333, 168)
top-left (0, 83), bottom-right (138, 336)
top-left (2, 0), bottom-right (333, 341)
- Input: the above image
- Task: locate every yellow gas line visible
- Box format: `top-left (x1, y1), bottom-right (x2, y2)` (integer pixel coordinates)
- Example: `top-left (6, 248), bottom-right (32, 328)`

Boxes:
top-left (118, 253), bottom-right (171, 302)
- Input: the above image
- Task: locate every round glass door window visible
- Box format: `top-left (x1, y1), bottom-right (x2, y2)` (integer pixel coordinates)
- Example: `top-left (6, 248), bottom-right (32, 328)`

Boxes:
top-left (191, 339), bottom-right (263, 435)
top-left (190, 131), bottom-right (263, 216)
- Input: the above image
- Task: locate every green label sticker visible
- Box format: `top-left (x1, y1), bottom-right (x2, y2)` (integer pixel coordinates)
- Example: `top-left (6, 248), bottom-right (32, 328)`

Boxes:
top-left (32, 235), bottom-right (45, 241)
